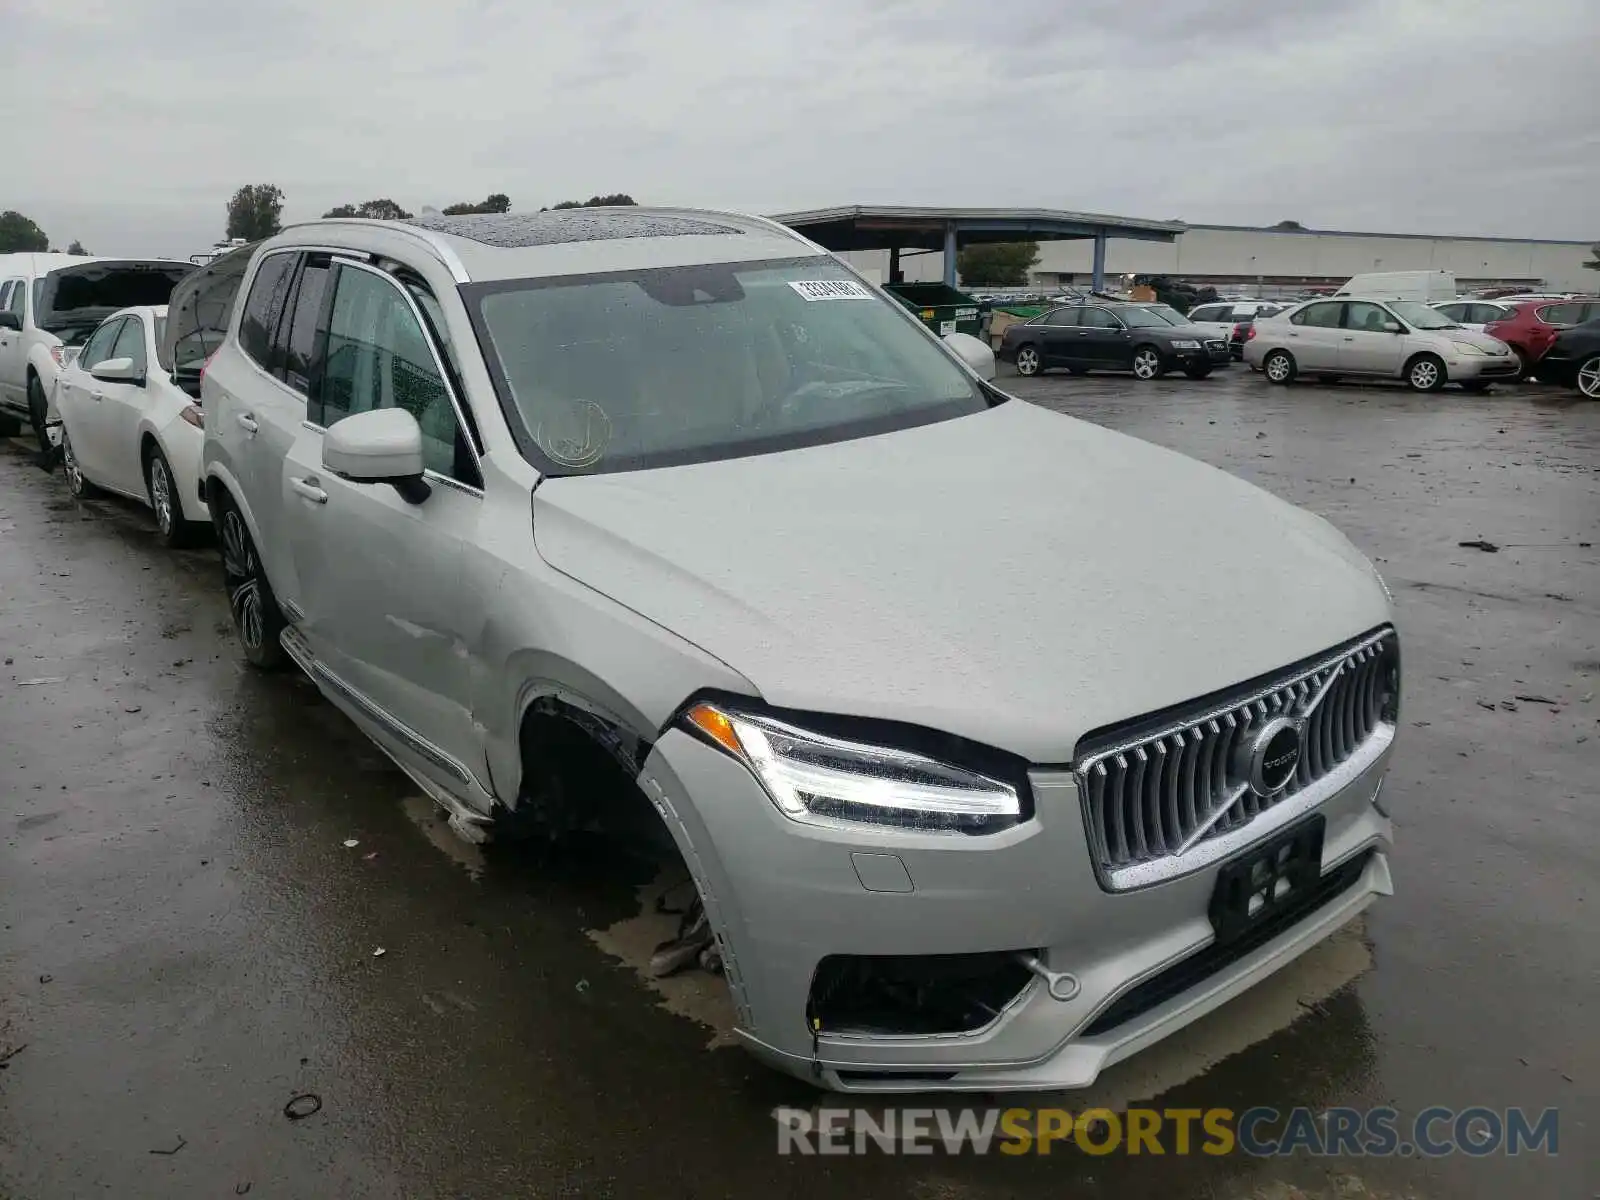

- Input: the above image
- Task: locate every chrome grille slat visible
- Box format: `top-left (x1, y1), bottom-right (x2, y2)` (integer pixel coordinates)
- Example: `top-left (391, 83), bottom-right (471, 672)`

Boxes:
top-left (1075, 628), bottom-right (1398, 889)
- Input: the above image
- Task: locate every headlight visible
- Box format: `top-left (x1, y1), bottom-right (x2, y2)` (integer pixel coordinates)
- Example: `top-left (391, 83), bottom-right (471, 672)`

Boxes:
top-left (684, 701), bottom-right (1022, 834)
top-left (1453, 343), bottom-right (1486, 356)
top-left (1170, 339), bottom-right (1200, 349)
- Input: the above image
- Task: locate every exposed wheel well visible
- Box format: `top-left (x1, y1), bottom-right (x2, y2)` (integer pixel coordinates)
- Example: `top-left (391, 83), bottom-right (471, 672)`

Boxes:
top-left (1404, 351), bottom-right (1446, 378)
top-left (140, 432), bottom-right (160, 465)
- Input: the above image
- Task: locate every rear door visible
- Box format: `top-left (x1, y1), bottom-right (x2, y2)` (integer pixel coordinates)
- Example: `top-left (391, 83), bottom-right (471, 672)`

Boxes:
top-left (0, 278), bottom-right (27, 409)
top-left (1338, 301), bottom-right (1407, 375)
top-left (1034, 306), bottom-right (1080, 365)
top-left (284, 258), bottom-right (486, 794)
top-left (1284, 301), bottom-right (1344, 370)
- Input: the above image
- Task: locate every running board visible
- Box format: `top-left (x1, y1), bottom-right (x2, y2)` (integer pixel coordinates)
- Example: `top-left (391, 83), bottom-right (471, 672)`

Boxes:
top-left (279, 625), bottom-right (494, 845)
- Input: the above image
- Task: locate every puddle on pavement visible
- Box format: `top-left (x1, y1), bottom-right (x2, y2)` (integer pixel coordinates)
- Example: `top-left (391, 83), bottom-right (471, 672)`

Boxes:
top-left (587, 868), bottom-right (740, 1048)
top-left (401, 793), bottom-right (486, 880)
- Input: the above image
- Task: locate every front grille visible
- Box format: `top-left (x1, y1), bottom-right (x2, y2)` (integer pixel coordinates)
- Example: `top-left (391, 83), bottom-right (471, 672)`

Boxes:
top-left (1205, 339), bottom-right (1227, 352)
top-left (1076, 628), bottom-right (1398, 889)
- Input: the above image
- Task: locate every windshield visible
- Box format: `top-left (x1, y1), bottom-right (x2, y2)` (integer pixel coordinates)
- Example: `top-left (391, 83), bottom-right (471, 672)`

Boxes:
top-left (1121, 307), bottom-right (1177, 329)
top-left (1390, 301), bottom-right (1458, 329)
top-left (467, 257), bottom-right (990, 474)
top-left (1139, 305), bottom-right (1189, 326)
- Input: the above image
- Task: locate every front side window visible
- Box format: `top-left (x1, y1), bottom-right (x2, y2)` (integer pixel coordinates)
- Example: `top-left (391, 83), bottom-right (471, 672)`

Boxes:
top-left (1118, 307), bottom-right (1172, 329)
top-left (281, 256), bottom-right (331, 394)
top-left (3, 279), bottom-right (23, 321)
top-left (316, 264), bottom-right (473, 483)
top-left (1344, 302), bottom-right (1395, 333)
top-left (111, 317), bottom-right (146, 373)
top-left (80, 318), bottom-right (123, 370)
top-left (238, 252), bottom-right (297, 373)
top-left (466, 257), bottom-right (989, 475)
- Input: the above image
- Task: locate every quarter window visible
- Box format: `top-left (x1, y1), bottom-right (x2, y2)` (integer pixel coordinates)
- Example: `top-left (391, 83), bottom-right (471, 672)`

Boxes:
top-left (1537, 303), bottom-right (1579, 325)
top-left (315, 264), bottom-right (476, 484)
top-left (238, 252), bottom-right (297, 374)
top-left (80, 319), bottom-right (123, 369)
top-left (1042, 306), bottom-right (1079, 327)
top-left (111, 317), bottom-right (146, 372)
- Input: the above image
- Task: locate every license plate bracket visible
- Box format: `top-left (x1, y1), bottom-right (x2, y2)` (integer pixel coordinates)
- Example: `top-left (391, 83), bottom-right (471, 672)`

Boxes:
top-left (1208, 815), bottom-right (1327, 944)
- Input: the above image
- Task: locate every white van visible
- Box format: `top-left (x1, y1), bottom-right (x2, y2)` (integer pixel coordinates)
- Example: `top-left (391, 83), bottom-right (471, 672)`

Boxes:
top-left (1334, 270), bottom-right (1456, 304)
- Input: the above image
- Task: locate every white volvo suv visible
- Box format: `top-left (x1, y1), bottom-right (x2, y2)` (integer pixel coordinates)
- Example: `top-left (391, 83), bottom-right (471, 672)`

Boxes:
top-left (198, 209), bottom-right (1399, 1092)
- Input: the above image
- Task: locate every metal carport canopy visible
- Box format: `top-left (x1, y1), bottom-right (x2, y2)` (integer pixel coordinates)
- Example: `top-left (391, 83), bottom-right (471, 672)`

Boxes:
top-left (771, 204), bottom-right (1186, 291)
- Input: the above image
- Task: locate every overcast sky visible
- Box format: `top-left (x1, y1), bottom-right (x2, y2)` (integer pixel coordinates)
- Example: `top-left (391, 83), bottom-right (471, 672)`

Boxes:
top-left (4, 0), bottom-right (1596, 258)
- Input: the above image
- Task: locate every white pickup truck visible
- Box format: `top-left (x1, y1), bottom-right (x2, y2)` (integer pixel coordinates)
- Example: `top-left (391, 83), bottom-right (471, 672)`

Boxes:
top-left (0, 254), bottom-right (191, 445)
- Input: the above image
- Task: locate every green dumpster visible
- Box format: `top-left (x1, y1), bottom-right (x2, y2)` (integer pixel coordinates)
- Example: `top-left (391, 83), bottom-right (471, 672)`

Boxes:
top-left (885, 282), bottom-right (983, 338)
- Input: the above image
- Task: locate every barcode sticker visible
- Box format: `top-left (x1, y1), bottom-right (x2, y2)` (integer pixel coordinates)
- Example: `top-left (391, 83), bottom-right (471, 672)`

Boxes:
top-left (788, 280), bottom-right (872, 302)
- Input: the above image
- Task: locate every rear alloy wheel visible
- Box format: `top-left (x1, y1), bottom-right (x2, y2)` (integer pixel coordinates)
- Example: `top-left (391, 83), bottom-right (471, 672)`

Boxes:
top-left (220, 506), bottom-right (286, 669)
top-left (145, 444), bottom-right (197, 548)
top-left (1131, 346), bottom-right (1165, 380)
top-left (1577, 354), bottom-right (1600, 399)
top-left (1406, 354), bottom-right (1446, 392)
top-left (1263, 349), bottom-right (1297, 385)
top-left (61, 428), bottom-right (97, 498)
top-left (1014, 345), bottom-right (1042, 377)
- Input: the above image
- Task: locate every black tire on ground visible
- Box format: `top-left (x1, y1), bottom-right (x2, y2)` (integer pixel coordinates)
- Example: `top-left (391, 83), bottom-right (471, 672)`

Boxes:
top-left (1511, 347), bottom-right (1532, 382)
top-left (1406, 353), bottom-right (1447, 392)
top-left (1183, 364), bottom-right (1212, 380)
top-left (1459, 381), bottom-right (1493, 394)
top-left (1575, 354), bottom-right (1600, 400)
top-left (218, 502), bottom-right (287, 669)
top-left (1131, 345), bottom-right (1166, 381)
top-left (61, 427), bottom-right (98, 498)
top-left (145, 443), bottom-right (201, 549)
top-left (0, 413), bottom-right (22, 437)
top-left (1263, 349), bottom-right (1297, 385)
top-left (27, 377), bottom-right (56, 466)
top-left (1013, 344), bottom-right (1043, 377)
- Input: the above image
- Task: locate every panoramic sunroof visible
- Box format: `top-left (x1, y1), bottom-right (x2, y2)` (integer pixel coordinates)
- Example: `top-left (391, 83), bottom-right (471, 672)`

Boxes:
top-left (405, 210), bottom-right (744, 248)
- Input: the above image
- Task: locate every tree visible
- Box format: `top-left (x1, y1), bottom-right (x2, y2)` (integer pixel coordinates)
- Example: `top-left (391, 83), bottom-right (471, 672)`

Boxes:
top-left (1272, 220), bottom-right (1307, 231)
top-left (441, 192), bottom-right (511, 215)
top-left (1584, 242), bottom-right (1600, 271)
top-left (323, 198), bottom-right (412, 220)
top-left (226, 184), bottom-right (285, 240)
top-left (549, 193), bottom-right (638, 210)
top-left (0, 210), bottom-right (49, 252)
top-left (67, 239), bottom-right (89, 255)
top-left (956, 241), bottom-right (1040, 286)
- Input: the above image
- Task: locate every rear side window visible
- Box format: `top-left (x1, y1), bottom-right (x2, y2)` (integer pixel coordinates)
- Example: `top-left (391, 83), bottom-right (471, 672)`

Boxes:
top-left (1190, 305), bottom-right (1226, 323)
top-left (1078, 307), bottom-right (1121, 329)
top-left (1538, 303), bottom-right (1579, 325)
top-left (1043, 306), bottom-right (1079, 326)
top-left (238, 253), bottom-right (297, 374)
top-left (281, 256), bottom-right (331, 394)
top-left (1294, 302), bottom-right (1343, 328)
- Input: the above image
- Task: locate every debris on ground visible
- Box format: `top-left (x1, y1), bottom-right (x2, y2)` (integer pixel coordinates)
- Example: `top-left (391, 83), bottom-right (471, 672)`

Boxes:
top-left (17, 677), bottom-right (65, 686)
top-left (1476, 700), bottom-right (1498, 711)
top-left (0, 1043), bottom-right (29, 1067)
top-left (575, 979), bottom-right (589, 993)
top-left (1458, 539), bottom-right (1500, 553)
top-left (1500, 701), bottom-right (1519, 712)
top-left (283, 1093), bottom-right (322, 1121)
top-left (148, 1135), bottom-right (187, 1156)
top-left (648, 894), bottom-right (716, 978)
top-left (371, 947), bottom-right (386, 958)
top-left (342, 838), bottom-right (360, 848)
top-left (1514, 694), bottom-right (1558, 705)
top-left (123, 704), bottom-right (141, 713)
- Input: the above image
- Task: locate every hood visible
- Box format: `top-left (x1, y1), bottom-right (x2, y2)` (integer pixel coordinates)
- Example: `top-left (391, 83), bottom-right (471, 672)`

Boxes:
top-left (532, 402), bottom-right (1390, 762)
top-left (1438, 328), bottom-right (1513, 353)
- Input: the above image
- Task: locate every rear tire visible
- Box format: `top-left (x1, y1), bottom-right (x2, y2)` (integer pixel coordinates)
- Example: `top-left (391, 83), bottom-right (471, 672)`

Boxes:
top-left (219, 503), bottom-right (286, 670)
top-left (1131, 345), bottom-right (1166, 381)
top-left (145, 443), bottom-right (201, 549)
top-left (1406, 353), bottom-right (1446, 392)
top-left (1511, 347), bottom-right (1532, 382)
top-left (1263, 349), bottom-right (1297, 385)
top-left (0, 413), bottom-right (21, 437)
top-left (27, 377), bottom-right (56, 470)
top-left (1014, 345), bottom-right (1043, 377)
top-left (61, 427), bottom-right (98, 498)
top-left (1577, 354), bottom-right (1600, 399)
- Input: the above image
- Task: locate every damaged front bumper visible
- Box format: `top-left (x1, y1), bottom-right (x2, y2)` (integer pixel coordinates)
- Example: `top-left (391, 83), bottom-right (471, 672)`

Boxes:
top-left (638, 728), bottom-right (1394, 1093)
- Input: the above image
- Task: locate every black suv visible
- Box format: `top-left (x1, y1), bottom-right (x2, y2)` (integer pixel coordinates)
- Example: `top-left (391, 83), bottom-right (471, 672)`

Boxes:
top-left (998, 302), bottom-right (1231, 381)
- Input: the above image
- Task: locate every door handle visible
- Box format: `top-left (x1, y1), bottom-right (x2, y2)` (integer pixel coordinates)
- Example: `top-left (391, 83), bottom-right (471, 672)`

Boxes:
top-left (290, 476), bottom-right (328, 505)
top-left (236, 413), bottom-right (259, 434)
top-left (1342, 336), bottom-right (1355, 341)
top-left (90, 390), bottom-right (105, 402)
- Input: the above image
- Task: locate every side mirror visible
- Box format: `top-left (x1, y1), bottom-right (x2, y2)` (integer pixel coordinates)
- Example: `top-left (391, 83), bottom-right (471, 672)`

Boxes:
top-left (322, 407), bottom-right (431, 504)
top-left (942, 331), bottom-right (997, 382)
top-left (172, 361), bottom-right (204, 400)
top-left (0, 311), bottom-right (22, 332)
top-left (90, 356), bottom-right (144, 383)
top-left (1385, 322), bottom-right (1405, 334)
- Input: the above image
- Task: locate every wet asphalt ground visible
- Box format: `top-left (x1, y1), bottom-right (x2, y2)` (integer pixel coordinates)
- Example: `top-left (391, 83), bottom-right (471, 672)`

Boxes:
top-left (2, 367), bottom-right (1596, 1199)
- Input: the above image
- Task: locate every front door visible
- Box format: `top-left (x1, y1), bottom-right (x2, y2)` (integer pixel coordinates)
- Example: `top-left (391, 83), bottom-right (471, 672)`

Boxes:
top-left (1337, 301), bottom-right (1408, 376)
top-left (1076, 306), bottom-right (1131, 366)
top-left (285, 259), bottom-right (487, 797)
top-left (0, 280), bottom-right (26, 412)
top-left (95, 314), bottom-right (156, 495)
top-left (1034, 307), bottom-right (1080, 366)
top-left (1283, 301), bottom-right (1344, 370)
top-left (67, 317), bottom-right (127, 484)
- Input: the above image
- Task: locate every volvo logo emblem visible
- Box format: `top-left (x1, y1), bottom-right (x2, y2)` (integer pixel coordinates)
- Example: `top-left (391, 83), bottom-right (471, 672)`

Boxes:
top-left (1244, 717), bottom-right (1303, 796)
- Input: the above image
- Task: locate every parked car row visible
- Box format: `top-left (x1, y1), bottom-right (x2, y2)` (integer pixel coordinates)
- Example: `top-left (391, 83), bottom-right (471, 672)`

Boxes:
top-left (7, 206), bottom-right (1404, 1095)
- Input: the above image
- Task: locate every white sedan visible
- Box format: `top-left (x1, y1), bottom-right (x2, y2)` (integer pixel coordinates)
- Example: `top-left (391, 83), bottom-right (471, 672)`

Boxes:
top-left (53, 304), bottom-right (209, 546)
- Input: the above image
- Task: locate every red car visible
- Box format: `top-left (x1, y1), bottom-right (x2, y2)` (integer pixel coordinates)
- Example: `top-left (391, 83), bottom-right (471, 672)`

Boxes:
top-left (1482, 298), bottom-right (1600, 378)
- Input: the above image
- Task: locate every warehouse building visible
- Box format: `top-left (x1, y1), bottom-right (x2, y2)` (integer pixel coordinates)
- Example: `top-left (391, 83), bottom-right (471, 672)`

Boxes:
top-left (834, 219), bottom-right (1596, 298)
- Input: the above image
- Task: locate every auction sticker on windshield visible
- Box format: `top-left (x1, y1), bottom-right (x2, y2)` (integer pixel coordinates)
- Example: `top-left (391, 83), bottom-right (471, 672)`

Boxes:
top-left (788, 280), bottom-right (872, 301)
